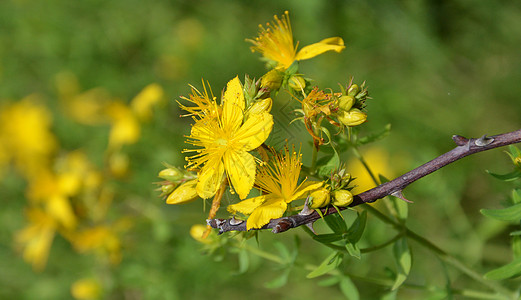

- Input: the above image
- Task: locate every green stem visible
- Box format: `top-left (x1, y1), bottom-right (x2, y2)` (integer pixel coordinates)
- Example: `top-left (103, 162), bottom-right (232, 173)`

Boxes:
top-left (240, 242), bottom-right (285, 265)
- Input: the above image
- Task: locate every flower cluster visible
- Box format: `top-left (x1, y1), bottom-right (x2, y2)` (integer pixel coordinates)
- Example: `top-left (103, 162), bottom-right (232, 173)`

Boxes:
top-left (160, 11), bottom-right (370, 233)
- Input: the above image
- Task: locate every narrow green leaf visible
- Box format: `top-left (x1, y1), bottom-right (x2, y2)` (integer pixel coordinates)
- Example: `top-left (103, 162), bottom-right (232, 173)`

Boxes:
top-left (273, 241), bottom-right (291, 263)
top-left (346, 210), bottom-right (367, 243)
top-left (318, 148), bottom-right (340, 178)
top-left (339, 275), bottom-right (360, 300)
top-left (357, 124), bottom-right (391, 146)
top-left (317, 276), bottom-right (340, 287)
top-left (313, 233), bottom-right (344, 243)
top-left (486, 170), bottom-right (521, 181)
top-left (480, 203), bottom-right (521, 222)
top-left (512, 189), bottom-right (521, 204)
top-left (324, 213), bottom-right (348, 234)
top-left (237, 249), bottom-right (249, 274)
top-left (380, 290), bottom-right (397, 300)
top-left (306, 252), bottom-right (343, 279)
top-left (345, 243), bottom-right (361, 259)
top-left (509, 145), bottom-right (521, 159)
top-left (484, 256), bottom-right (521, 280)
top-left (513, 236), bottom-right (521, 259)
top-left (391, 237), bottom-right (411, 290)
top-left (510, 230), bottom-right (521, 236)
top-left (264, 268), bottom-right (290, 289)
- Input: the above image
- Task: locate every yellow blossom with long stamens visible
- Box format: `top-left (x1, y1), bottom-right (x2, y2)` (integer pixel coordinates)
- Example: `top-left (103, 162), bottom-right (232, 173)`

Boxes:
top-left (228, 147), bottom-right (323, 230)
top-left (183, 76), bottom-right (273, 200)
top-left (247, 11), bottom-right (345, 70)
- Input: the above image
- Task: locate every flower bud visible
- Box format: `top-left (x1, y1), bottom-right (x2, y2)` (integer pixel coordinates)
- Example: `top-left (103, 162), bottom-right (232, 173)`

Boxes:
top-left (337, 108), bottom-right (367, 126)
top-left (338, 95), bottom-right (355, 111)
top-left (288, 75), bottom-right (306, 91)
top-left (158, 167), bottom-right (183, 181)
top-left (347, 84), bottom-right (360, 97)
top-left (309, 188), bottom-right (331, 208)
top-left (248, 98), bottom-right (272, 115)
top-left (166, 179), bottom-right (199, 204)
top-left (161, 183), bottom-right (175, 195)
top-left (260, 69), bottom-right (283, 91)
top-left (331, 190), bottom-right (353, 207)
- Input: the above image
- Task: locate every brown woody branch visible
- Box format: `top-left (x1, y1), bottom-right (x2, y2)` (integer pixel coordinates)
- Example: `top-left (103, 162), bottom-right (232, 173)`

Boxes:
top-left (207, 129), bottom-right (521, 234)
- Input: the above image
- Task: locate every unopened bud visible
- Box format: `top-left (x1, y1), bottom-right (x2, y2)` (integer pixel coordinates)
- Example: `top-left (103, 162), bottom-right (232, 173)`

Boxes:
top-left (309, 188), bottom-right (331, 209)
top-left (288, 75), bottom-right (306, 91)
top-left (166, 179), bottom-right (199, 204)
top-left (247, 98), bottom-right (272, 116)
top-left (161, 183), bottom-right (175, 195)
top-left (338, 95), bottom-right (355, 111)
top-left (337, 108), bottom-right (367, 126)
top-left (515, 157), bottom-right (521, 168)
top-left (332, 190), bottom-right (353, 207)
top-left (158, 167), bottom-right (183, 181)
top-left (260, 69), bottom-right (283, 91)
top-left (347, 84), bottom-right (360, 96)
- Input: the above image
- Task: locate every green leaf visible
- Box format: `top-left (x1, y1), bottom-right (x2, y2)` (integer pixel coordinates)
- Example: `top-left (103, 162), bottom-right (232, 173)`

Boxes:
top-left (264, 268), bottom-right (291, 288)
top-left (237, 249), bottom-right (249, 274)
top-left (339, 275), bottom-right (359, 300)
top-left (356, 124), bottom-right (391, 146)
top-left (486, 170), bottom-right (521, 181)
top-left (480, 203), bottom-right (521, 222)
top-left (318, 148), bottom-right (340, 178)
top-left (508, 145), bottom-right (521, 159)
top-left (391, 237), bottom-right (411, 290)
top-left (346, 210), bottom-right (367, 243)
top-left (345, 242), bottom-right (361, 259)
top-left (484, 256), bottom-right (521, 280)
top-left (380, 290), bottom-right (398, 300)
top-left (513, 236), bottom-right (521, 259)
top-left (512, 189), bottom-right (521, 204)
top-left (306, 252), bottom-right (343, 279)
top-left (324, 213), bottom-right (348, 234)
top-left (313, 233), bottom-right (344, 243)
top-left (510, 230), bottom-right (521, 236)
top-left (317, 276), bottom-right (340, 287)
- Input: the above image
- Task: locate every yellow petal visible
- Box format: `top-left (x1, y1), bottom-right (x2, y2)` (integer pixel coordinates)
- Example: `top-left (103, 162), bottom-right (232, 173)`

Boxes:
top-left (295, 37), bottom-right (345, 61)
top-left (234, 112), bottom-right (273, 151)
top-left (291, 181), bottom-right (324, 202)
top-left (247, 197), bottom-right (287, 230)
top-left (166, 179), bottom-right (199, 204)
top-left (223, 150), bottom-right (256, 199)
top-left (221, 76), bottom-right (245, 132)
top-left (130, 83), bottom-right (164, 121)
top-left (196, 158), bottom-right (225, 199)
top-left (228, 195), bottom-right (268, 215)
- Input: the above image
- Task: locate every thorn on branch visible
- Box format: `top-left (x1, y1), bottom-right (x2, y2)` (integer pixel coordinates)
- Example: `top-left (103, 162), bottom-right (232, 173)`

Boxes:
top-left (475, 135), bottom-right (494, 146)
top-left (452, 135), bottom-right (468, 146)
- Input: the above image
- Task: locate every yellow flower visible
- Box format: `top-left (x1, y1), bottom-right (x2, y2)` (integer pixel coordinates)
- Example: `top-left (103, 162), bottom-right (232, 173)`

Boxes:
top-left (184, 76), bottom-right (273, 200)
top-left (72, 225), bottom-right (122, 265)
top-left (166, 179), bottom-right (199, 204)
top-left (71, 278), bottom-right (102, 300)
top-left (15, 209), bottom-right (56, 271)
top-left (130, 83), bottom-right (164, 121)
top-left (0, 95), bottom-right (57, 178)
top-left (106, 101), bottom-right (140, 151)
top-left (228, 147), bottom-right (323, 230)
top-left (248, 11), bottom-right (345, 70)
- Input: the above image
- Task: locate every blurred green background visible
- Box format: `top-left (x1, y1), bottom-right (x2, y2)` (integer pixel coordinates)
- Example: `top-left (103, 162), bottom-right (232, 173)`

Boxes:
top-left (1, 0), bottom-right (521, 299)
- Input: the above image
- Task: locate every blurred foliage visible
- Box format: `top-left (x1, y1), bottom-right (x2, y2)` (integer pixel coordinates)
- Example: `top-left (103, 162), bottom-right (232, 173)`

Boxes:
top-left (1, 0), bottom-right (521, 299)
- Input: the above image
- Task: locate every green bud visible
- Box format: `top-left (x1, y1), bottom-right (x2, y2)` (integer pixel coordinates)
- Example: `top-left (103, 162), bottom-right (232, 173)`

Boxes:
top-left (338, 95), bottom-right (355, 111)
top-left (260, 69), bottom-right (283, 91)
top-left (288, 75), bottom-right (306, 91)
top-left (332, 190), bottom-right (353, 207)
top-left (347, 84), bottom-right (360, 97)
top-left (337, 108), bottom-right (367, 126)
top-left (161, 183), bottom-right (176, 195)
top-left (309, 188), bottom-right (331, 209)
top-left (158, 167), bottom-right (183, 181)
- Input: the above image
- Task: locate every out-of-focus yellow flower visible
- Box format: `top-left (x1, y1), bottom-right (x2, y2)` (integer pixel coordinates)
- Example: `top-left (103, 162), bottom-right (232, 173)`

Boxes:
top-left (190, 224), bottom-right (214, 244)
top-left (15, 209), bottom-right (56, 271)
top-left (166, 179), bottom-right (199, 204)
top-left (106, 101), bottom-right (140, 151)
top-left (248, 11), bottom-right (345, 70)
top-left (130, 83), bottom-right (164, 121)
top-left (71, 278), bottom-right (102, 300)
top-left (349, 147), bottom-right (395, 195)
top-left (107, 152), bottom-right (129, 178)
top-left (72, 225), bottom-right (122, 265)
top-left (183, 76), bottom-right (273, 200)
top-left (228, 147), bottom-right (323, 230)
top-left (0, 95), bottom-right (57, 178)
